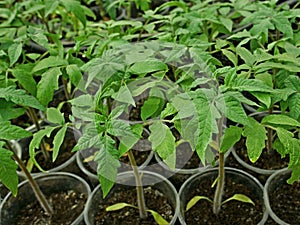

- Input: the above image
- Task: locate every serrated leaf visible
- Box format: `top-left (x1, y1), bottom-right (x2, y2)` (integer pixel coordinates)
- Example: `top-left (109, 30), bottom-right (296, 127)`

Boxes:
top-left (0, 142), bottom-right (18, 196)
top-left (220, 126), bottom-right (243, 153)
top-left (232, 78), bottom-right (274, 93)
top-left (149, 121), bottom-right (176, 169)
top-left (47, 107), bottom-right (64, 125)
top-left (186, 196), bottom-right (213, 211)
top-left (8, 43), bottom-right (22, 66)
top-left (223, 95), bottom-right (248, 125)
top-left (288, 93), bottom-right (300, 120)
top-left (147, 209), bottom-right (170, 225)
top-left (0, 121), bottom-right (32, 140)
top-left (262, 114), bottom-right (300, 127)
top-left (33, 56), bottom-right (68, 72)
top-left (72, 125), bottom-right (99, 152)
top-left (243, 117), bottom-right (266, 163)
top-left (95, 136), bottom-right (120, 198)
top-left (29, 126), bottom-right (57, 172)
top-left (129, 60), bottom-right (168, 74)
top-left (36, 67), bottom-right (61, 106)
top-left (52, 125), bottom-right (68, 162)
top-left (112, 84), bottom-right (135, 107)
top-left (0, 86), bottom-right (45, 111)
top-left (222, 194), bottom-right (255, 206)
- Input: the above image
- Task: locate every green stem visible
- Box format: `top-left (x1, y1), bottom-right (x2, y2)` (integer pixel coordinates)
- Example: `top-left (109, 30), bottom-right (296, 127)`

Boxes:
top-left (26, 108), bottom-right (51, 161)
top-left (266, 107), bottom-right (273, 154)
top-left (6, 141), bottom-right (53, 215)
top-left (127, 150), bottom-right (148, 219)
top-left (62, 78), bottom-right (71, 101)
top-left (213, 116), bottom-right (225, 215)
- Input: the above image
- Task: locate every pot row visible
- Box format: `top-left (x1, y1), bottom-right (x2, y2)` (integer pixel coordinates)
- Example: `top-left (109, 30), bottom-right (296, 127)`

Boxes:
top-left (0, 164), bottom-right (295, 225)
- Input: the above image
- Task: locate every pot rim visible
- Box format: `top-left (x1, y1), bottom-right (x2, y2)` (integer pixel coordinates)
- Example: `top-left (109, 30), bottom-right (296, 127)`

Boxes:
top-left (0, 171), bottom-right (91, 225)
top-left (263, 167), bottom-right (292, 225)
top-left (178, 167), bottom-right (268, 225)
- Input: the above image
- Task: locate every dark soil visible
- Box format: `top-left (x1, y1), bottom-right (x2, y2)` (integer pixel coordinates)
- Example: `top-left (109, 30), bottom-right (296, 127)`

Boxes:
top-left (269, 178), bottom-right (300, 224)
top-left (234, 138), bottom-right (289, 171)
top-left (93, 186), bottom-right (174, 225)
top-left (15, 190), bottom-right (87, 225)
top-left (18, 128), bottom-right (77, 173)
top-left (183, 172), bottom-right (265, 225)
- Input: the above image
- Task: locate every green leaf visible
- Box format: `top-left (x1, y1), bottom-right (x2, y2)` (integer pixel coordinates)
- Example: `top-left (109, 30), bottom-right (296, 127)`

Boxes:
top-left (33, 56), bottom-right (68, 72)
top-left (223, 95), bottom-right (248, 125)
top-left (112, 84), bottom-right (135, 107)
top-left (276, 127), bottom-right (300, 167)
top-left (62, 0), bottom-right (87, 26)
top-left (29, 126), bottom-right (57, 172)
top-left (106, 202), bottom-right (136, 211)
top-left (12, 64), bottom-right (37, 96)
top-left (8, 43), bottom-right (22, 66)
top-left (243, 118), bottom-right (266, 163)
top-left (141, 97), bottom-right (163, 121)
top-left (220, 126), bottom-right (243, 153)
top-left (0, 121), bottom-right (32, 140)
top-left (221, 49), bottom-right (237, 66)
top-left (149, 121), bottom-right (176, 170)
top-left (262, 114), bottom-right (300, 127)
top-left (72, 125), bottom-right (99, 152)
top-left (147, 209), bottom-right (170, 225)
top-left (161, 103), bottom-right (177, 119)
top-left (66, 64), bottom-right (82, 87)
top-left (186, 196), bottom-right (213, 211)
top-left (36, 67), bottom-right (61, 106)
top-left (0, 86), bottom-right (45, 111)
top-left (95, 136), bottom-right (120, 198)
top-left (129, 60), bottom-right (168, 74)
top-left (52, 125), bottom-right (67, 162)
top-left (0, 142), bottom-right (18, 196)
top-left (236, 46), bottom-right (255, 66)
top-left (46, 107), bottom-right (64, 125)
top-left (222, 194), bottom-right (255, 206)
top-left (232, 78), bottom-right (274, 93)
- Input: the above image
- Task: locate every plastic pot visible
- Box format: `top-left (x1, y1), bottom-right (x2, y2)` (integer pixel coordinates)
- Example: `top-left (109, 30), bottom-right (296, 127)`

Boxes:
top-left (84, 170), bottom-right (180, 225)
top-left (264, 168), bottom-right (300, 225)
top-left (0, 172), bottom-right (91, 225)
top-left (17, 126), bottom-right (81, 178)
top-left (178, 167), bottom-right (268, 225)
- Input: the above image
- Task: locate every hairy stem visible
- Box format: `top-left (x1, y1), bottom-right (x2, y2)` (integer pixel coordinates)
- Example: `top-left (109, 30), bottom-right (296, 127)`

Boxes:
top-left (266, 107), bottom-right (273, 154)
top-left (6, 141), bottom-right (53, 215)
top-left (127, 150), bottom-right (148, 219)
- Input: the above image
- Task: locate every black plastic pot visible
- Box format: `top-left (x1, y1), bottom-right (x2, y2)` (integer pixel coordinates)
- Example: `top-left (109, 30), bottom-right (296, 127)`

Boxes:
top-left (0, 172), bottom-right (91, 225)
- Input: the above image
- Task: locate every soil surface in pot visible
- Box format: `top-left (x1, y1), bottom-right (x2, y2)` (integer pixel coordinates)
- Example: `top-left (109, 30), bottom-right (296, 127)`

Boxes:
top-left (269, 179), bottom-right (300, 225)
top-left (19, 129), bottom-right (76, 173)
top-left (234, 138), bottom-right (289, 171)
top-left (184, 173), bottom-right (265, 225)
top-left (93, 186), bottom-right (174, 225)
top-left (15, 190), bottom-right (87, 225)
